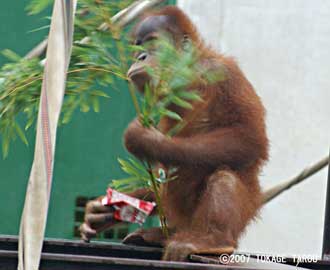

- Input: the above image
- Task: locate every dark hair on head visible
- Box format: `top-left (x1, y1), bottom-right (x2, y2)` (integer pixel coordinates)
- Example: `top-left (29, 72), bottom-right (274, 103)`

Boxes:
top-left (137, 6), bottom-right (201, 43)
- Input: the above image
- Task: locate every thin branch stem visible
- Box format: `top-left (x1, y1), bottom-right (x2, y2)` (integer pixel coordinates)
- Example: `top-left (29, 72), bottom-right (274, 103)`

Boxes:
top-left (111, 25), bottom-right (141, 116)
top-left (146, 163), bottom-right (169, 238)
top-left (0, 67), bottom-right (127, 101)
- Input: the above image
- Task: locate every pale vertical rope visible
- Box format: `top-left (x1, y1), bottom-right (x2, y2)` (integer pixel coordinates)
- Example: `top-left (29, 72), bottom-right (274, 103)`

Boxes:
top-left (17, 1), bottom-right (77, 270)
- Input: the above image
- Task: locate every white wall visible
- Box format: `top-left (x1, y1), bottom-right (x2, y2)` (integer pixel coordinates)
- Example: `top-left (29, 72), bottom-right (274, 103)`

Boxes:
top-left (178, 0), bottom-right (330, 257)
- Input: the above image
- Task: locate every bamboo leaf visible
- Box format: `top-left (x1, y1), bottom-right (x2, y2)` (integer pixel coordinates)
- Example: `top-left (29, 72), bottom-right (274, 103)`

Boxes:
top-left (25, 116), bottom-right (35, 130)
top-left (128, 158), bottom-right (147, 174)
top-left (62, 111), bottom-right (73, 124)
top-left (14, 122), bottom-right (29, 146)
top-left (110, 176), bottom-right (148, 193)
top-left (2, 133), bottom-right (9, 159)
top-left (90, 90), bottom-right (110, 98)
top-left (111, 177), bottom-right (139, 185)
top-left (26, 0), bottom-right (53, 15)
top-left (117, 158), bottom-right (144, 177)
top-left (80, 99), bottom-right (90, 112)
top-left (161, 109), bottom-right (182, 121)
top-left (171, 96), bottom-right (193, 109)
top-left (177, 91), bottom-right (202, 101)
top-left (1, 49), bottom-right (21, 62)
top-left (28, 25), bottom-right (50, 34)
top-left (91, 96), bottom-right (100, 112)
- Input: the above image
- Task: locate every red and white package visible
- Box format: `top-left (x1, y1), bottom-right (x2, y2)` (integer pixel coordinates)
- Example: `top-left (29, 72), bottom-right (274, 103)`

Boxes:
top-left (101, 188), bottom-right (156, 225)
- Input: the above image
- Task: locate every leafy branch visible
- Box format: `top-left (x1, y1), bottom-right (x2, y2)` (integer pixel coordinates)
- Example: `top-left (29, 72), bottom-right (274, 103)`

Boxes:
top-left (0, 0), bottom-right (135, 157)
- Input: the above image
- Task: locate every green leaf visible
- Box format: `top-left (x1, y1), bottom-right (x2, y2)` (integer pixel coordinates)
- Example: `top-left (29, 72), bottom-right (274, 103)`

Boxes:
top-left (62, 111), bottom-right (73, 124)
top-left (91, 90), bottom-right (110, 98)
top-left (14, 122), bottom-right (29, 146)
top-left (144, 65), bottom-right (155, 77)
top-left (80, 100), bottom-right (90, 112)
top-left (171, 96), bottom-right (193, 109)
top-left (2, 130), bottom-right (10, 159)
top-left (161, 110), bottom-right (182, 121)
top-left (91, 96), bottom-right (100, 112)
top-left (177, 91), bottom-right (202, 101)
top-left (111, 177), bottom-right (139, 185)
top-left (144, 84), bottom-right (152, 106)
top-left (117, 158), bottom-right (143, 177)
top-left (2, 142), bottom-right (9, 159)
top-left (1, 49), bottom-right (21, 62)
top-left (26, 0), bottom-right (53, 15)
top-left (110, 176), bottom-right (148, 193)
top-left (2, 128), bottom-right (11, 159)
top-left (128, 158), bottom-right (147, 174)
top-left (128, 45), bottom-right (145, 53)
top-left (111, 183), bottom-right (146, 193)
top-left (28, 25), bottom-right (50, 34)
top-left (110, 177), bottom-right (140, 189)
top-left (25, 116), bottom-right (35, 130)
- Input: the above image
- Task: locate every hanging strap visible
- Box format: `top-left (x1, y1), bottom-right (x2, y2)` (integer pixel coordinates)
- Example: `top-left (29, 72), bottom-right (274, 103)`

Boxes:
top-left (18, 1), bottom-right (76, 269)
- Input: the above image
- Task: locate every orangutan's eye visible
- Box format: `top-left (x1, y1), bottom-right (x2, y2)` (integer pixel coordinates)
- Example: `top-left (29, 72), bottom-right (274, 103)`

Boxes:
top-left (142, 37), bottom-right (158, 52)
